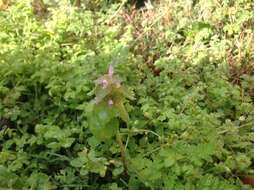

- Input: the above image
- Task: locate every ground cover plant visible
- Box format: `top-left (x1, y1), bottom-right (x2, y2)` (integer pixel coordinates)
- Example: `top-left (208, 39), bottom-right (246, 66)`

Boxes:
top-left (0, 0), bottom-right (254, 189)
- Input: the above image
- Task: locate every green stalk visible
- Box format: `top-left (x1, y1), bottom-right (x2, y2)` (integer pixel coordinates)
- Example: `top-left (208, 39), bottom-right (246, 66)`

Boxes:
top-left (116, 130), bottom-right (127, 171)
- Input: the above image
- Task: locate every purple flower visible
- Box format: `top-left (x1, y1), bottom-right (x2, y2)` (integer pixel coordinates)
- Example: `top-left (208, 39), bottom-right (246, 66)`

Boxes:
top-left (102, 79), bottom-right (108, 89)
top-left (109, 66), bottom-right (114, 77)
top-left (108, 99), bottom-right (113, 108)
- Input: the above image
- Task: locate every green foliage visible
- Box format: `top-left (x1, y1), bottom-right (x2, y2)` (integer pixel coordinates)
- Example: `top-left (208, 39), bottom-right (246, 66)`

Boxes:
top-left (0, 0), bottom-right (254, 189)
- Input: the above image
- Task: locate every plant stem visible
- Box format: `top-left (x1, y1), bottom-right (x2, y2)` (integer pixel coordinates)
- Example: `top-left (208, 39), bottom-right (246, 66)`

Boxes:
top-left (116, 130), bottom-right (127, 172)
top-left (219, 121), bottom-right (254, 134)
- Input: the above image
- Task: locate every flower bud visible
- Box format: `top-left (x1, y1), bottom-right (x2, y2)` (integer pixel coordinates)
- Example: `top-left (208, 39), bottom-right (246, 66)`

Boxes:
top-left (109, 66), bottom-right (114, 77)
top-left (103, 79), bottom-right (108, 89)
top-left (108, 99), bottom-right (113, 108)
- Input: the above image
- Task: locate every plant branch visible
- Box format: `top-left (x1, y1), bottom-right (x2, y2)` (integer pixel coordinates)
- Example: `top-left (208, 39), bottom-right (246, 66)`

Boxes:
top-left (219, 121), bottom-right (254, 134)
top-left (121, 128), bottom-right (162, 140)
top-left (116, 130), bottom-right (127, 172)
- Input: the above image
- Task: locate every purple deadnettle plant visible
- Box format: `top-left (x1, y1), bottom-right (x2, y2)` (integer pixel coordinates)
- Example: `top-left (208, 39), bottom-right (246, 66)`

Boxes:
top-left (87, 65), bottom-right (135, 172)
top-left (87, 65), bottom-right (135, 141)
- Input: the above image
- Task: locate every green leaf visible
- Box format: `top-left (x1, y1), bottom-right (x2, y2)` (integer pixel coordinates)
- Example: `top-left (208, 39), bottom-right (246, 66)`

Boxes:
top-left (128, 176), bottom-right (140, 190)
top-left (0, 165), bottom-right (22, 188)
top-left (60, 137), bottom-right (75, 148)
top-left (70, 152), bottom-right (87, 168)
top-left (117, 86), bottom-right (135, 100)
top-left (92, 101), bottom-right (115, 124)
top-left (80, 168), bottom-right (88, 176)
top-left (164, 156), bottom-right (176, 167)
top-left (113, 98), bottom-right (130, 124)
top-left (87, 136), bottom-right (100, 148)
top-left (94, 86), bottom-right (112, 103)
top-left (89, 116), bottom-right (119, 141)
top-left (28, 172), bottom-right (56, 190)
top-left (160, 149), bottom-right (177, 167)
top-left (47, 142), bottom-right (60, 149)
top-left (112, 166), bottom-right (124, 176)
top-left (44, 125), bottom-right (62, 139)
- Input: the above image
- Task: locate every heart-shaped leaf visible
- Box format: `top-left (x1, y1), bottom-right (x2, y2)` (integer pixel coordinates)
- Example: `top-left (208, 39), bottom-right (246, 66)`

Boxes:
top-left (89, 116), bottom-right (119, 141)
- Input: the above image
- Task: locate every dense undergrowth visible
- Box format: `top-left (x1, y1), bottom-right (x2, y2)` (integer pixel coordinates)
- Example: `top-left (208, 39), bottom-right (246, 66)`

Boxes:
top-left (0, 0), bottom-right (254, 189)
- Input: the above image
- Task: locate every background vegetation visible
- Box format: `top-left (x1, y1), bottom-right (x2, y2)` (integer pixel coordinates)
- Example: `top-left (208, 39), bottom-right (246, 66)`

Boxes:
top-left (0, 0), bottom-right (254, 189)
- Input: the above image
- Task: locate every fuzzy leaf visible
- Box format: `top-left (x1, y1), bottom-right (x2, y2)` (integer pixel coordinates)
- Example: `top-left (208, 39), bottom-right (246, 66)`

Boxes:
top-left (89, 115), bottom-right (119, 141)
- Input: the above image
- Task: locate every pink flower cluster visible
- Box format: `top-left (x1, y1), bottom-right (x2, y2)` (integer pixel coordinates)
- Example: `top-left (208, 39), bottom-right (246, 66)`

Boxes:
top-left (94, 66), bottom-right (121, 109)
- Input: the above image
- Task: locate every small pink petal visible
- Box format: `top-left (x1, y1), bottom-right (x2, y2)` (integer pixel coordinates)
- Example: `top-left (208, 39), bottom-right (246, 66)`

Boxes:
top-left (109, 66), bottom-right (114, 77)
top-left (108, 99), bottom-right (113, 105)
top-left (108, 99), bottom-right (113, 108)
top-left (103, 80), bottom-right (108, 89)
